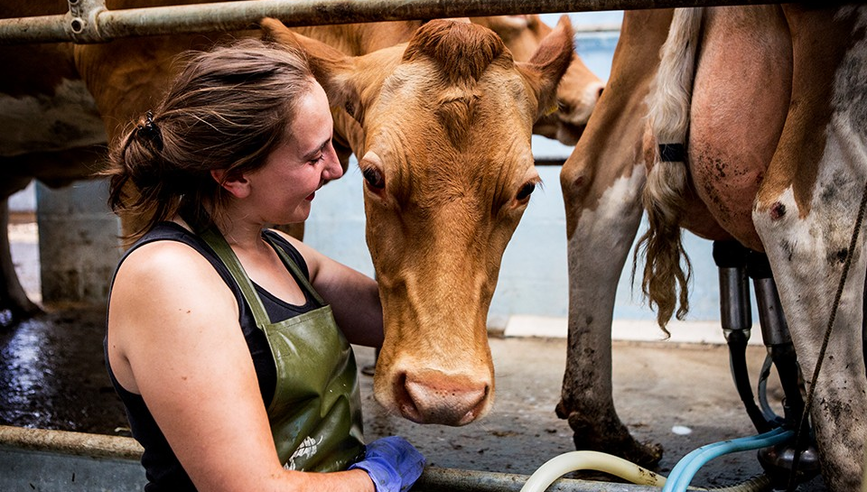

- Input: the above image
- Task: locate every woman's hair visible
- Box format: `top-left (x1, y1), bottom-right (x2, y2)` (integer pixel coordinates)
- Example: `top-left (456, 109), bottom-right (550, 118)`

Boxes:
top-left (105, 38), bottom-right (316, 242)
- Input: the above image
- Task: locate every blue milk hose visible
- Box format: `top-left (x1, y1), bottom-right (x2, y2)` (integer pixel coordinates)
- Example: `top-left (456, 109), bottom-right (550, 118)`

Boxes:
top-left (662, 427), bottom-right (793, 492)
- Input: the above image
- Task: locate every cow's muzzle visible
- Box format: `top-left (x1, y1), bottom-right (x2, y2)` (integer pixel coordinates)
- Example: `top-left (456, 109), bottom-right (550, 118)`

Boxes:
top-left (386, 367), bottom-right (492, 426)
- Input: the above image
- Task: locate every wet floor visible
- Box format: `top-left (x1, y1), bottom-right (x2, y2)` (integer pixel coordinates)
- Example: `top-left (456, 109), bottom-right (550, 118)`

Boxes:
top-left (0, 306), bottom-right (127, 436)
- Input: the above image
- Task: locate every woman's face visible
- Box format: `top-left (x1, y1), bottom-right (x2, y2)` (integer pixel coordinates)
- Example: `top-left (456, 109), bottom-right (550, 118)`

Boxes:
top-left (245, 80), bottom-right (343, 225)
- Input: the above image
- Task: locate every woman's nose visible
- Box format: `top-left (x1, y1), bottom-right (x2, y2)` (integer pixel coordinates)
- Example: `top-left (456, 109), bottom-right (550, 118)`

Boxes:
top-left (323, 144), bottom-right (344, 181)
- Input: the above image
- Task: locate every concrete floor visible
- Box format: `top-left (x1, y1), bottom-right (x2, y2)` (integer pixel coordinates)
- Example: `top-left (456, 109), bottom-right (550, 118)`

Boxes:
top-left (356, 339), bottom-right (826, 490)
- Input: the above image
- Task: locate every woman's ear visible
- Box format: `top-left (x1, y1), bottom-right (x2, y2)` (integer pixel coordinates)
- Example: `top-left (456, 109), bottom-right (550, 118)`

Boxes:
top-left (211, 169), bottom-right (251, 198)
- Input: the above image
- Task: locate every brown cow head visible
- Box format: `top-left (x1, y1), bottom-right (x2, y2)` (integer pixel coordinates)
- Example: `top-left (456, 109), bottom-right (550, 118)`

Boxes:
top-left (262, 18), bottom-right (573, 425)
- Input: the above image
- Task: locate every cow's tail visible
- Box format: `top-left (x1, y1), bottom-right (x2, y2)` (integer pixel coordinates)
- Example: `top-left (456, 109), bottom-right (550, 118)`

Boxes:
top-left (635, 7), bottom-right (703, 332)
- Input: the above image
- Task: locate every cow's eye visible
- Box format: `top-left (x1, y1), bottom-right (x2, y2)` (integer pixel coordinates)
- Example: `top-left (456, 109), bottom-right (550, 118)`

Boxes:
top-left (363, 166), bottom-right (385, 190)
top-left (516, 182), bottom-right (535, 201)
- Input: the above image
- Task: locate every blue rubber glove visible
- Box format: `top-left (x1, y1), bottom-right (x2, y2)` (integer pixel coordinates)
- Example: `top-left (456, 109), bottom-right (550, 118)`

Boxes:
top-left (348, 436), bottom-right (426, 492)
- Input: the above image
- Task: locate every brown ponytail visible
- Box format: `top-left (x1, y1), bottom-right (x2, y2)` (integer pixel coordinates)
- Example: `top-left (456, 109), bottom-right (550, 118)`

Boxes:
top-left (104, 38), bottom-right (315, 242)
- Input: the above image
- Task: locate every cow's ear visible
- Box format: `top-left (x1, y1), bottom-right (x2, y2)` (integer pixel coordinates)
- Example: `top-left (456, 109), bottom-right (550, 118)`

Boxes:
top-left (260, 18), bottom-right (367, 124)
top-left (515, 15), bottom-right (574, 121)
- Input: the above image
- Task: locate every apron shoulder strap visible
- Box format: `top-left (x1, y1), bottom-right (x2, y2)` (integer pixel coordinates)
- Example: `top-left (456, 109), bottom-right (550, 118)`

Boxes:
top-left (198, 226), bottom-right (273, 328)
top-left (261, 231), bottom-right (327, 307)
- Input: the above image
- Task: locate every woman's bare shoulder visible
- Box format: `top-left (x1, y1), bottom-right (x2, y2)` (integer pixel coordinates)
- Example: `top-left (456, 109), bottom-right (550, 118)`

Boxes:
top-left (120, 238), bottom-right (211, 277)
top-left (110, 239), bottom-right (240, 335)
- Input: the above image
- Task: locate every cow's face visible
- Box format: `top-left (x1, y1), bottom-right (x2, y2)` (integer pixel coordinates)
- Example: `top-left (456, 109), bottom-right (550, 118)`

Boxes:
top-left (536, 48), bottom-right (604, 146)
top-left (263, 18), bottom-right (572, 426)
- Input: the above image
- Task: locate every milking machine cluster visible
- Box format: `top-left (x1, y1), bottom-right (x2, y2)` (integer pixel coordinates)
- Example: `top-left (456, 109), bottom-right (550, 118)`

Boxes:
top-left (713, 240), bottom-right (820, 488)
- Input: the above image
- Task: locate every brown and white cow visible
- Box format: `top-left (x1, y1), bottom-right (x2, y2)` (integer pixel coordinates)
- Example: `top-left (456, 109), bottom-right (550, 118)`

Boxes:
top-left (288, 15), bottom-right (603, 166)
top-left (2, 2), bottom-right (575, 426)
top-left (560, 5), bottom-right (867, 490)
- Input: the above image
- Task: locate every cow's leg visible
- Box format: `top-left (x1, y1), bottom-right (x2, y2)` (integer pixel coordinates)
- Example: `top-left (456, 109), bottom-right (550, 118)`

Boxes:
top-left (0, 178), bottom-right (42, 327)
top-left (756, 168), bottom-right (867, 491)
top-left (754, 7), bottom-right (867, 489)
top-left (554, 9), bottom-right (673, 467)
top-left (558, 154), bottom-right (660, 466)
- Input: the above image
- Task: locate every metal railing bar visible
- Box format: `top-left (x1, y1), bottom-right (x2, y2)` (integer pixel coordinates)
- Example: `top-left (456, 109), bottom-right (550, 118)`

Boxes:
top-left (1, 0), bottom-right (783, 45)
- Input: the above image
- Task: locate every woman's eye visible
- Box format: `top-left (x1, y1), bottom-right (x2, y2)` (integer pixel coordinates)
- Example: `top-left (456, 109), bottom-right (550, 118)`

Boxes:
top-left (516, 182), bottom-right (535, 201)
top-left (363, 167), bottom-right (385, 190)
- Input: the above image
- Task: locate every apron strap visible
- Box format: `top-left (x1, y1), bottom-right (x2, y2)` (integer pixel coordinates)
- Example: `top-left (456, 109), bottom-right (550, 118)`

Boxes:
top-left (262, 231), bottom-right (327, 307)
top-left (199, 227), bottom-right (329, 328)
top-left (199, 226), bottom-right (273, 329)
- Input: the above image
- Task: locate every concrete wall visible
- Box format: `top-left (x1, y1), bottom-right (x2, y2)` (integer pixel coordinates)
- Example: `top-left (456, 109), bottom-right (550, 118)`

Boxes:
top-left (8, 181), bottom-right (36, 213)
top-left (36, 180), bottom-right (122, 305)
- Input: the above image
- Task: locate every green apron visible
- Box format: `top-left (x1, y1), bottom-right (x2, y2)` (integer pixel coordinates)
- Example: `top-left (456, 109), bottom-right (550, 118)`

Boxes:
top-left (200, 227), bottom-right (365, 472)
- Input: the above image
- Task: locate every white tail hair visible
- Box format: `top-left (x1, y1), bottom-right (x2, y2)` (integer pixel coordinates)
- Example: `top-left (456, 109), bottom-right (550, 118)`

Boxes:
top-left (635, 7), bottom-right (704, 332)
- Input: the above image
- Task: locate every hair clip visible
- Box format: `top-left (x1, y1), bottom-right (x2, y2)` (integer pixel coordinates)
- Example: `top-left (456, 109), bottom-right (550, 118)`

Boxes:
top-left (135, 110), bottom-right (163, 150)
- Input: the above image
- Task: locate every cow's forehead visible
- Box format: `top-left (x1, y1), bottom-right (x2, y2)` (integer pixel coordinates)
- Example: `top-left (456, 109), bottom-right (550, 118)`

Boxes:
top-left (377, 58), bottom-right (533, 115)
top-left (365, 58), bottom-right (536, 163)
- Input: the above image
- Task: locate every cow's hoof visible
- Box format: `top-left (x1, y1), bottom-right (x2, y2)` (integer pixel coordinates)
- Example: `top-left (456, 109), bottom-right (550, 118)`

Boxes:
top-left (560, 408), bottom-right (664, 469)
top-left (599, 437), bottom-right (663, 469)
top-left (571, 431), bottom-right (663, 469)
top-left (572, 433), bottom-right (663, 470)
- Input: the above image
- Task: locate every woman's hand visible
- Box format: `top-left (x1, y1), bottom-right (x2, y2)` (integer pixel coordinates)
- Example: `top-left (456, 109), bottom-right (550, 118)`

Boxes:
top-left (349, 437), bottom-right (426, 492)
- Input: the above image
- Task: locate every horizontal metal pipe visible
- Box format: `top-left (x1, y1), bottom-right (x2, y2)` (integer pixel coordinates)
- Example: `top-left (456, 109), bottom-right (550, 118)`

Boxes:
top-left (535, 158), bottom-right (567, 166)
top-left (572, 22), bottom-right (624, 33)
top-left (415, 466), bottom-right (659, 492)
top-left (2, 0), bottom-right (781, 45)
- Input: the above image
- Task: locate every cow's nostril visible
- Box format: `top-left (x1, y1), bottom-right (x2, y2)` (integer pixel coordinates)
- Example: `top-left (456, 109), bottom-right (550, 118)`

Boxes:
top-left (392, 372), bottom-right (423, 423)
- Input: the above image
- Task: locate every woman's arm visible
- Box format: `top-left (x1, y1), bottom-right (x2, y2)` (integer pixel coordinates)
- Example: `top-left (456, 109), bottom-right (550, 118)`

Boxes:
top-left (278, 233), bottom-right (384, 348)
top-left (107, 241), bottom-right (374, 492)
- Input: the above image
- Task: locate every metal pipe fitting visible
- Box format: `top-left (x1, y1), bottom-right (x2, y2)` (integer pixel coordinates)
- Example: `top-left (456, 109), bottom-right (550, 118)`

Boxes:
top-left (719, 267), bottom-right (753, 336)
top-left (66, 0), bottom-right (107, 43)
top-left (751, 276), bottom-right (790, 347)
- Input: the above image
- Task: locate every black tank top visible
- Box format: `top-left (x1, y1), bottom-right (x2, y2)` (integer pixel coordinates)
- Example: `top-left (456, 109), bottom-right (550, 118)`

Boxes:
top-left (104, 222), bottom-right (322, 491)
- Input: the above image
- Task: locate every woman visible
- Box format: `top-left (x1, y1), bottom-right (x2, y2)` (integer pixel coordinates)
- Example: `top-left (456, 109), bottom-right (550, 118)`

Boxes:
top-left (104, 38), bottom-right (424, 491)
